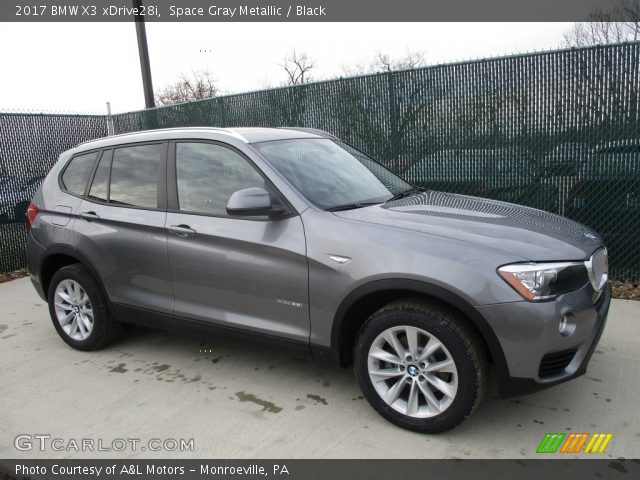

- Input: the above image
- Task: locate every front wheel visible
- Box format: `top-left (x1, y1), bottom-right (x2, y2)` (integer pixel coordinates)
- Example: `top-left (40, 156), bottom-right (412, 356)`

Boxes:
top-left (354, 299), bottom-right (488, 433)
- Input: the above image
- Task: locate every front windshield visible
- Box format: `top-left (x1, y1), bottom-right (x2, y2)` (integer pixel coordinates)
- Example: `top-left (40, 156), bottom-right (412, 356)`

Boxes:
top-left (252, 138), bottom-right (412, 210)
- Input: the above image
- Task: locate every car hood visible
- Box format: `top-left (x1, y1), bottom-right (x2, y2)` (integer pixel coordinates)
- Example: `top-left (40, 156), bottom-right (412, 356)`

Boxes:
top-left (333, 191), bottom-right (603, 261)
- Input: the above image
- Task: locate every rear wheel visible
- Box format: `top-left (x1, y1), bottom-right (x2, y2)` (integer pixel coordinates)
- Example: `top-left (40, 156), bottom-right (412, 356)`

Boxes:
top-left (354, 298), bottom-right (488, 433)
top-left (48, 264), bottom-right (122, 350)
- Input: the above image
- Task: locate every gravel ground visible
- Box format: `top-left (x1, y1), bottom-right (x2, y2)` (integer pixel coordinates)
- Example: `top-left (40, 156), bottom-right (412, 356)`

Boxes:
top-left (611, 280), bottom-right (640, 301)
top-left (0, 269), bottom-right (28, 284)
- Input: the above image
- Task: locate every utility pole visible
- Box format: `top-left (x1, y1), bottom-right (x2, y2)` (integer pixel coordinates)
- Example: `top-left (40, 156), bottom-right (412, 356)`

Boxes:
top-left (133, 0), bottom-right (155, 108)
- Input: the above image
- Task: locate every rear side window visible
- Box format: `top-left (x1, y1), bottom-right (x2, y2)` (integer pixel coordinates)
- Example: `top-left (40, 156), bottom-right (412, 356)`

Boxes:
top-left (61, 152), bottom-right (98, 195)
top-left (88, 150), bottom-right (112, 202)
top-left (109, 144), bottom-right (163, 208)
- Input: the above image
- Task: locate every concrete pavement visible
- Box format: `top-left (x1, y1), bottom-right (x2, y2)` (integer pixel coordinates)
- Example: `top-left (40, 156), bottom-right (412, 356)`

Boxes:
top-left (1, 277), bottom-right (638, 459)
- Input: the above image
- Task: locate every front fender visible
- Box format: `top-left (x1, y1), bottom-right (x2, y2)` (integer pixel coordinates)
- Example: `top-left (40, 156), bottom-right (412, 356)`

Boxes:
top-left (330, 278), bottom-right (510, 378)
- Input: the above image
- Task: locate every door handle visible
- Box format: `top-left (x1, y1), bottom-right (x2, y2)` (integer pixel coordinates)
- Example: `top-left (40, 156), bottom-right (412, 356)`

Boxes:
top-left (79, 211), bottom-right (100, 221)
top-left (167, 224), bottom-right (197, 237)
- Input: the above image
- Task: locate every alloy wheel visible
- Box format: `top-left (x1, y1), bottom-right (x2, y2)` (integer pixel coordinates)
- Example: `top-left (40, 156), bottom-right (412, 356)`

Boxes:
top-left (54, 279), bottom-right (94, 341)
top-left (367, 325), bottom-right (458, 418)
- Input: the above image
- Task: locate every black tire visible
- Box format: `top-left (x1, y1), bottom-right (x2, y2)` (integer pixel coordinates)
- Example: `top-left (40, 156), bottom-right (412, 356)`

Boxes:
top-left (48, 264), bottom-right (122, 350)
top-left (354, 298), bottom-right (488, 433)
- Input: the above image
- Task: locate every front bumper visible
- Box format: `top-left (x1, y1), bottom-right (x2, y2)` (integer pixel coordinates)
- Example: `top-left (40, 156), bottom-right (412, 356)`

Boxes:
top-left (478, 281), bottom-right (611, 398)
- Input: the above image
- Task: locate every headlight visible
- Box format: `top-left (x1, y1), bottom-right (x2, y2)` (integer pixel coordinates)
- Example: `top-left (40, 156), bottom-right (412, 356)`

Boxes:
top-left (498, 262), bottom-right (588, 301)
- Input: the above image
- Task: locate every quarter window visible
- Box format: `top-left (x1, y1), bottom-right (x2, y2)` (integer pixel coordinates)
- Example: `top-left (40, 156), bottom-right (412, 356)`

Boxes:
top-left (87, 150), bottom-right (112, 202)
top-left (61, 152), bottom-right (98, 195)
top-left (110, 144), bottom-right (163, 208)
top-left (176, 143), bottom-right (266, 216)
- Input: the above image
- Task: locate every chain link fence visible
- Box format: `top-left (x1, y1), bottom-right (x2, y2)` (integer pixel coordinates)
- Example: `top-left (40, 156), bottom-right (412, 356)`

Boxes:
top-left (0, 113), bottom-right (107, 272)
top-left (1, 42), bottom-right (639, 280)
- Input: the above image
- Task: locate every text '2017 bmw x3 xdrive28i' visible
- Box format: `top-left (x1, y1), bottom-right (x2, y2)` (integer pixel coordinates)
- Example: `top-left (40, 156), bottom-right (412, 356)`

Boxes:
top-left (26, 127), bottom-right (611, 433)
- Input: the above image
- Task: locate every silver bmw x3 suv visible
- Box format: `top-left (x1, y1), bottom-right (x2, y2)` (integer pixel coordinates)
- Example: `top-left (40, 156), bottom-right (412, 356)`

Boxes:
top-left (26, 127), bottom-right (611, 432)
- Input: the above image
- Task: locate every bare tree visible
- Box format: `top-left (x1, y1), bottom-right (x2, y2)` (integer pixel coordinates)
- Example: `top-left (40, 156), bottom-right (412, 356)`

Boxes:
top-left (155, 70), bottom-right (218, 106)
top-left (334, 49), bottom-right (434, 171)
top-left (563, 0), bottom-right (640, 46)
top-left (280, 50), bottom-right (316, 85)
top-left (343, 50), bottom-right (427, 76)
top-left (371, 50), bottom-right (427, 72)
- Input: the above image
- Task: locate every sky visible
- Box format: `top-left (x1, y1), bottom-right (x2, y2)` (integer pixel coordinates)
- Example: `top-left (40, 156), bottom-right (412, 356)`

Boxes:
top-left (0, 22), bottom-right (574, 114)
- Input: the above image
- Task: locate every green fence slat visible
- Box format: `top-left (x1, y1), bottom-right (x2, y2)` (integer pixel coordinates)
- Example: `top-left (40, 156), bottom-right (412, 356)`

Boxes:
top-left (1, 42), bottom-right (639, 280)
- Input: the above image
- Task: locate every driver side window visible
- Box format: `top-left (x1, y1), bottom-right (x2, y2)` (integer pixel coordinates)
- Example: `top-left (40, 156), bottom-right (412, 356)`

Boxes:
top-left (176, 142), bottom-right (265, 216)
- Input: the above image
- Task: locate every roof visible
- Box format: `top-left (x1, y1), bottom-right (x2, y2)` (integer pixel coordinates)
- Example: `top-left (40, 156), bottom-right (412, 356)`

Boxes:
top-left (75, 126), bottom-right (328, 151)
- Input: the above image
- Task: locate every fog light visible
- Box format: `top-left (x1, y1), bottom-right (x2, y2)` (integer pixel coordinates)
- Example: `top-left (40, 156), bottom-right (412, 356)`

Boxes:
top-left (559, 313), bottom-right (576, 337)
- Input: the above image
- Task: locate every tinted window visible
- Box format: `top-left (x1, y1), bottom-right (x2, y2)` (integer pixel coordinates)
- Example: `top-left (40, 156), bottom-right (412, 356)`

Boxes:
top-left (336, 140), bottom-right (410, 193)
top-left (88, 150), bottom-right (112, 202)
top-left (110, 144), bottom-right (163, 208)
top-left (176, 143), bottom-right (265, 215)
top-left (254, 139), bottom-right (410, 210)
top-left (61, 152), bottom-right (98, 195)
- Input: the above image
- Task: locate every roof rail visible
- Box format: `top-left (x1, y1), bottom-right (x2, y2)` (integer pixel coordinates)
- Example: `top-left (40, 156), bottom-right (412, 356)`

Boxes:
top-left (77, 126), bottom-right (248, 147)
top-left (281, 127), bottom-right (337, 139)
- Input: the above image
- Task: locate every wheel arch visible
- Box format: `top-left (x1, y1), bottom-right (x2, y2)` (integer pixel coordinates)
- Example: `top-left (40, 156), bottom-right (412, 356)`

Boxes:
top-left (40, 246), bottom-right (108, 302)
top-left (331, 279), bottom-right (509, 377)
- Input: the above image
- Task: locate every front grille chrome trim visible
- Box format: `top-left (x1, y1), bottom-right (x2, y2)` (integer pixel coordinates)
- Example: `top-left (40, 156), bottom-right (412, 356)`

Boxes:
top-left (585, 248), bottom-right (608, 292)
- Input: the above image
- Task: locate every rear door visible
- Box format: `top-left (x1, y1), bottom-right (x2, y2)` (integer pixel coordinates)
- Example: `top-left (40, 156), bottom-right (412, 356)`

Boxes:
top-left (74, 142), bottom-right (173, 313)
top-left (165, 140), bottom-right (309, 342)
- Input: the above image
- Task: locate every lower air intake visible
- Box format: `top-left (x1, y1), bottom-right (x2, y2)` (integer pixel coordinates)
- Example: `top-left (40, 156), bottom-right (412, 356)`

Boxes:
top-left (539, 348), bottom-right (578, 378)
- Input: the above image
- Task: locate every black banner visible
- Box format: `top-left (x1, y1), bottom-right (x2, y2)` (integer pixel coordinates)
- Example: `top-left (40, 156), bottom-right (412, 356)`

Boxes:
top-left (1, 459), bottom-right (640, 480)
top-left (2, 0), bottom-right (640, 22)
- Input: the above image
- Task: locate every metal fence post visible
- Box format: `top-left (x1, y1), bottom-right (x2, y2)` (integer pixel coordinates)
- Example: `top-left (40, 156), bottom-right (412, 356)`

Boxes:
top-left (106, 102), bottom-right (115, 136)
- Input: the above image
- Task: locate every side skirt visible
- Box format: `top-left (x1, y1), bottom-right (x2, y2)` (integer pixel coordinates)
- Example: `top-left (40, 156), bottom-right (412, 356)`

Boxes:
top-left (112, 303), bottom-right (339, 364)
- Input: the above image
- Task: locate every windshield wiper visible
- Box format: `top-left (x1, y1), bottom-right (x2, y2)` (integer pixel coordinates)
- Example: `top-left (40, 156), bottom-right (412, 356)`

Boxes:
top-left (325, 202), bottom-right (382, 212)
top-left (386, 186), bottom-right (425, 202)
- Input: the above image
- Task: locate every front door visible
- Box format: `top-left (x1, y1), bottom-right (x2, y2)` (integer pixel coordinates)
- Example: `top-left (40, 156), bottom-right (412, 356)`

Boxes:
top-left (165, 141), bottom-right (309, 342)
